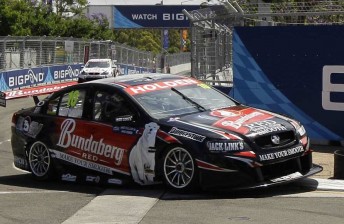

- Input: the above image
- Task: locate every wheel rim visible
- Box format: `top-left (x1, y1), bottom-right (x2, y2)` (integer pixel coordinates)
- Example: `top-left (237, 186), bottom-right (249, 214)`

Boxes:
top-left (164, 147), bottom-right (195, 189)
top-left (29, 142), bottom-right (51, 177)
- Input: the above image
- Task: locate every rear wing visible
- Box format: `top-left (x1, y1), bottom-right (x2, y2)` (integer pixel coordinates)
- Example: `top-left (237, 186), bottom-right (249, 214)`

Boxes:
top-left (0, 81), bottom-right (77, 107)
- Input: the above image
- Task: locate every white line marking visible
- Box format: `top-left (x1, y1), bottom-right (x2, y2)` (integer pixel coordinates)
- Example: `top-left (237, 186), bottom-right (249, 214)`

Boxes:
top-left (0, 190), bottom-right (68, 194)
top-left (62, 189), bottom-right (164, 224)
top-left (12, 163), bottom-right (30, 173)
top-left (296, 177), bottom-right (344, 191)
top-left (0, 139), bottom-right (10, 145)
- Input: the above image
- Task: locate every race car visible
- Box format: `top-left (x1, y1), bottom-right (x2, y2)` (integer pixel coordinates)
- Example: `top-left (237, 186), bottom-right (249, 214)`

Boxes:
top-left (78, 58), bottom-right (117, 83)
top-left (11, 73), bottom-right (322, 192)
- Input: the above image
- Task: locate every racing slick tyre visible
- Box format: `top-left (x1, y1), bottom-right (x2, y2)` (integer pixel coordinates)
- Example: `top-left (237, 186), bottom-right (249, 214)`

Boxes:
top-left (162, 146), bottom-right (199, 192)
top-left (28, 141), bottom-right (54, 181)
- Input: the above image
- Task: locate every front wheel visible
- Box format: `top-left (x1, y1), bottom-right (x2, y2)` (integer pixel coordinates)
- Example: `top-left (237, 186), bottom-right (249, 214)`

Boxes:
top-left (28, 141), bottom-right (54, 180)
top-left (162, 146), bottom-right (199, 192)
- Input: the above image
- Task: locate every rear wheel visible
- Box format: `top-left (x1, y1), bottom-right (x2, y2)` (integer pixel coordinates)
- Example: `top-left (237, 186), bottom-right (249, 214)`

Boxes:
top-left (162, 146), bottom-right (199, 192)
top-left (28, 141), bottom-right (54, 180)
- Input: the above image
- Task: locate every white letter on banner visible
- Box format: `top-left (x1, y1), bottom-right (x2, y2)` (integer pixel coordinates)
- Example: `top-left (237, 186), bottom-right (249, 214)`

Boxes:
top-left (322, 65), bottom-right (344, 111)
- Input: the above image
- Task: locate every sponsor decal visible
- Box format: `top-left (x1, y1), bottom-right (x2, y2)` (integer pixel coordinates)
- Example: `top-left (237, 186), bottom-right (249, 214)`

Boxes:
top-left (322, 65), bottom-right (344, 111)
top-left (115, 115), bottom-right (133, 122)
top-left (16, 116), bottom-right (43, 138)
top-left (57, 119), bottom-right (124, 165)
top-left (198, 83), bottom-right (211, 89)
top-left (220, 112), bottom-right (264, 129)
top-left (125, 78), bottom-right (199, 95)
top-left (9, 69), bottom-right (44, 87)
top-left (168, 127), bottom-right (206, 142)
top-left (53, 65), bottom-right (80, 80)
top-left (210, 110), bottom-right (242, 118)
top-left (52, 150), bottom-right (122, 175)
top-left (270, 172), bottom-right (302, 183)
top-left (112, 126), bottom-right (139, 135)
top-left (167, 117), bottom-right (180, 122)
top-left (207, 141), bottom-right (244, 152)
top-left (62, 174), bottom-right (77, 182)
top-left (108, 178), bottom-right (123, 185)
top-left (129, 122), bottom-right (159, 185)
top-left (245, 120), bottom-right (287, 135)
top-left (86, 176), bottom-right (101, 183)
top-left (258, 146), bottom-right (304, 161)
top-left (67, 90), bottom-right (80, 108)
top-left (5, 82), bottom-right (77, 99)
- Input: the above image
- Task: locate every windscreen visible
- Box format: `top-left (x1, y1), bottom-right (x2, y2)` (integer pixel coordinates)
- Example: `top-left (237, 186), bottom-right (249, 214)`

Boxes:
top-left (131, 83), bottom-right (237, 119)
top-left (86, 61), bottom-right (110, 68)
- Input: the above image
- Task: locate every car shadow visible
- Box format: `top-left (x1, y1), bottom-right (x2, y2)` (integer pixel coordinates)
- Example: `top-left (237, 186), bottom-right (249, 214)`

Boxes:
top-left (0, 173), bottom-right (104, 194)
top-left (160, 182), bottom-right (320, 200)
top-left (0, 173), bottom-right (320, 200)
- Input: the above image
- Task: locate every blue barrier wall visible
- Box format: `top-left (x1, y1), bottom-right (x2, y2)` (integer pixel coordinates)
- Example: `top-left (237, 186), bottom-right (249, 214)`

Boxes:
top-left (0, 63), bottom-right (155, 92)
top-left (0, 64), bottom-right (83, 91)
top-left (230, 26), bottom-right (344, 143)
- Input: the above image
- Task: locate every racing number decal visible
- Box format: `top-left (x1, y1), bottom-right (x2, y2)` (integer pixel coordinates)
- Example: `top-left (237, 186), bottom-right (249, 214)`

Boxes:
top-left (322, 65), bottom-right (344, 111)
top-left (67, 90), bottom-right (80, 108)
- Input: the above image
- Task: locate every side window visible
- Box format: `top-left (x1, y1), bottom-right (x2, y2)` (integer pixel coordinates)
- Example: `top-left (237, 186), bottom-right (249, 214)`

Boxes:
top-left (93, 91), bottom-right (134, 123)
top-left (57, 90), bottom-right (86, 118)
top-left (46, 98), bottom-right (59, 115)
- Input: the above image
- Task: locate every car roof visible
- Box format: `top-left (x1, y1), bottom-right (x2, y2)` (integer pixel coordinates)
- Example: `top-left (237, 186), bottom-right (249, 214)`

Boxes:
top-left (87, 59), bottom-right (111, 62)
top-left (85, 73), bottom-right (190, 87)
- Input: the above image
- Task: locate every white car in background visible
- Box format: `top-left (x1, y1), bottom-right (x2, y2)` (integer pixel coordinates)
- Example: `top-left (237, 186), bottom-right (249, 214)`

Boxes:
top-left (78, 59), bottom-right (118, 83)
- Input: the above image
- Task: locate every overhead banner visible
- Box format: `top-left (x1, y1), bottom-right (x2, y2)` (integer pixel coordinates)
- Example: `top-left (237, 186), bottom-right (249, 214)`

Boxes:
top-left (231, 26), bottom-right (344, 143)
top-left (113, 5), bottom-right (200, 29)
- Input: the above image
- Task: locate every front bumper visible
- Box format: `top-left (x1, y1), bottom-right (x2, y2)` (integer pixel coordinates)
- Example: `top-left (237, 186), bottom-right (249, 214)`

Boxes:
top-left (198, 152), bottom-right (323, 190)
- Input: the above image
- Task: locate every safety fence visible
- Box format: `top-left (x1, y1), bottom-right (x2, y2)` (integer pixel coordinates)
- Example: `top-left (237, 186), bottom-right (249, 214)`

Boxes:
top-left (0, 36), bottom-right (158, 93)
top-left (0, 36), bottom-right (155, 72)
top-left (182, 0), bottom-right (344, 86)
top-left (182, 0), bottom-right (344, 143)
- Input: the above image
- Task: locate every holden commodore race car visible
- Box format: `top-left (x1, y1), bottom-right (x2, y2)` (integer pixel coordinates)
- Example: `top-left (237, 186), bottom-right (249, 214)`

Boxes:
top-left (78, 58), bottom-right (117, 83)
top-left (11, 73), bottom-right (322, 192)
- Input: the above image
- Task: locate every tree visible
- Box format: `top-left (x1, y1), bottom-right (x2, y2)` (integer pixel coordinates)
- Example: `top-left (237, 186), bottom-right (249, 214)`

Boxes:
top-left (54, 0), bottom-right (88, 17)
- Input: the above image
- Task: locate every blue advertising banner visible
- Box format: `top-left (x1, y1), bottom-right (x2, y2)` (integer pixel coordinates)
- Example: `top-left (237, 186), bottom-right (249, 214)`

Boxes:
top-left (0, 64), bottom-right (82, 91)
top-left (113, 5), bottom-right (200, 28)
top-left (231, 26), bottom-right (344, 143)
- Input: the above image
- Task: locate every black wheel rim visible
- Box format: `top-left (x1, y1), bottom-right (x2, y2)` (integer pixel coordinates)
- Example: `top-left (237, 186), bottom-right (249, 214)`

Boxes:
top-left (29, 142), bottom-right (50, 177)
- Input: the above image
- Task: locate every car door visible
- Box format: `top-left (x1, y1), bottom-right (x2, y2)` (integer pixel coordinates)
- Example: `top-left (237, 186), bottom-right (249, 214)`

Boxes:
top-left (80, 88), bottom-right (143, 177)
top-left (42, 86), bottom-right (95, 176)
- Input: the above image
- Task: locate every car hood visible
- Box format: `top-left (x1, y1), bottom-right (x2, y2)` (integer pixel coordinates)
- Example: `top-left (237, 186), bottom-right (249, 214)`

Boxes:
top-left (164, 105), bottom-right (296, 138)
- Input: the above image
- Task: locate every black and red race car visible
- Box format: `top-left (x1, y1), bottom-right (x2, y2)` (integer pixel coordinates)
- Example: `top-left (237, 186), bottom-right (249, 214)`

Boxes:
top-left (11, 73), bottom-right (322, 191)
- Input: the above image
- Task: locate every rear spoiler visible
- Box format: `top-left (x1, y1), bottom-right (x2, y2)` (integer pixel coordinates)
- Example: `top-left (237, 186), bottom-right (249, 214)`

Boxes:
top-left (0, 81), bottom-right (77, 107)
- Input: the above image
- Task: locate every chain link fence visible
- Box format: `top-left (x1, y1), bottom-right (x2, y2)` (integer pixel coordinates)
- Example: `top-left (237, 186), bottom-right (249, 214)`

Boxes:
top-left (183, 0), bottom-right (344, 86)
top-left (0, 36), bottom-right (155, 72)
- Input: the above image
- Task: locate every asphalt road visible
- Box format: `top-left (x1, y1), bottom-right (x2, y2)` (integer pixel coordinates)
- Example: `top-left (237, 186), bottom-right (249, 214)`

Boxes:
top-left (1, 96), bottom-right (344, 224)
